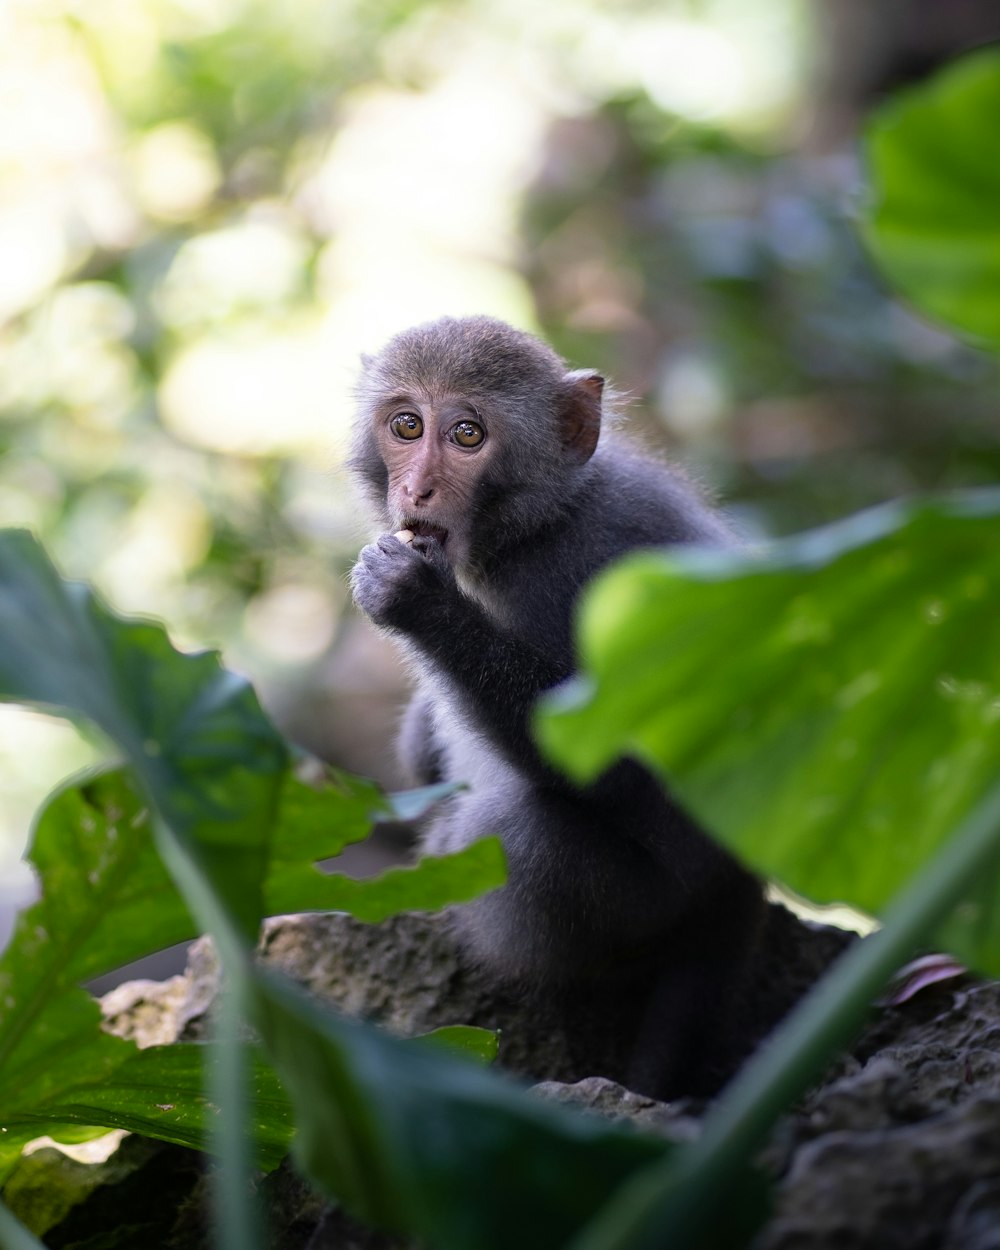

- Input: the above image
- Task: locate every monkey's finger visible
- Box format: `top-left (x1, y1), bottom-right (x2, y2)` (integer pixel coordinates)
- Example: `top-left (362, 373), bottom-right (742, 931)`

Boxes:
top-left (411, 534), bottom-right (450, 573)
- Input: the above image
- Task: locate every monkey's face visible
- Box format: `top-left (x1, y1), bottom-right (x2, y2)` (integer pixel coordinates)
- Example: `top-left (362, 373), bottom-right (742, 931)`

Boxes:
top-left (350, 316), bottom-right (606, 571)
top-left (370, 392), bottom-right (498, 571)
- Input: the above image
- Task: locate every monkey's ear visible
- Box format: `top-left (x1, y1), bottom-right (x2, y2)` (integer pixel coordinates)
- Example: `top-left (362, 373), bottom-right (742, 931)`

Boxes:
top-left (559, 369), bottom-right (603, 463)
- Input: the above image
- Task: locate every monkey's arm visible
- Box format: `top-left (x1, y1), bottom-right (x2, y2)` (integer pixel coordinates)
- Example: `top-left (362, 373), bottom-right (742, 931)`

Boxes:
top-left (352, 534), bottom-right (572, 778)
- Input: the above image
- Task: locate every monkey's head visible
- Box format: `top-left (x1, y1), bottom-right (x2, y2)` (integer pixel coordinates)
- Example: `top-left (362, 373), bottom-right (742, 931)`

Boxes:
top-left (349, 316), bottom-right (604, 572)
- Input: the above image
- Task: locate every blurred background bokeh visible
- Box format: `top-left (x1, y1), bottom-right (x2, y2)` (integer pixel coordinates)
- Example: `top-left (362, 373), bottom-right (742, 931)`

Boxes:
top-left (2, 0), bottom-right (999, 930)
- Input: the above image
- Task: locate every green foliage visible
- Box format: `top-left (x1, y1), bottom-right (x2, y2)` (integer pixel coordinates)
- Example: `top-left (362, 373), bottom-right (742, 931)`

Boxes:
top-left (0, 527), bottom-right (289, 940)
top-left (264, 779), bottom-right (505, 920)
top-left (539, 491), bottom-right (1000, 970)
top-left (13, 771), bottom-right (194, 992)
top-left (0, 780), bottom-right (290, 1183)
top-left (0, 530), bottom-right (504, 1218)
top-left (5, 44), bottom-right (1000, 1250)
top-left (862, 47), bottom-right (1000, 352)
top-left (418, 1026), bottom-right (501, 1065)
top-left (0, 757), bottom-right (502, 1183)
top-left (0, 1035), bottom-right (292, 1183)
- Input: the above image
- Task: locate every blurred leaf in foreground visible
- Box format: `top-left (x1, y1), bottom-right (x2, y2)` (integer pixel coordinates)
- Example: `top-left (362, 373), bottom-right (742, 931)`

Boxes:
top-left (862, 47), bottom-right (1000, 353)
top-left (538, 491), bottom-right (1000, 971)
top-left (0, 762), bottom-right (499, 1180)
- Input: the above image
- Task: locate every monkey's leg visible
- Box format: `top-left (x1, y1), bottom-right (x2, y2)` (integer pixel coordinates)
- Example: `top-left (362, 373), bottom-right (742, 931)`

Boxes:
top-left (437, 782), bottom-right (690, 981)
top-left (624, 873), bottom-right (765, 1098)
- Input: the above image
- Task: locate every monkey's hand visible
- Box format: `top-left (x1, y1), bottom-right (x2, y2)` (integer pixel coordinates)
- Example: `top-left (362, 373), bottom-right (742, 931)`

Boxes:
top-left (351, 532), bottom-right (459, 633)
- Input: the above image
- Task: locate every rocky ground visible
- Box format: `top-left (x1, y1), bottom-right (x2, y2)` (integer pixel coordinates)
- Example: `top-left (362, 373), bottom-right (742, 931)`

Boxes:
top-left (7, 905), bottom-right (1000, 1249)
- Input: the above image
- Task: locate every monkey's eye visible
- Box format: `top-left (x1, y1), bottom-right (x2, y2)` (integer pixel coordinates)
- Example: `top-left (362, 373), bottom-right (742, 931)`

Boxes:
top-left (450, 420), bottom-right (485, 448)
top-left (391, 412), bottom-right (423, 441)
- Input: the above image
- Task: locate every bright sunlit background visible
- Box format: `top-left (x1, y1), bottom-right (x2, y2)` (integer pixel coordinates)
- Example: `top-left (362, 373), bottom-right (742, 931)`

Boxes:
top-left (2, 0), bottom-right (998, 930)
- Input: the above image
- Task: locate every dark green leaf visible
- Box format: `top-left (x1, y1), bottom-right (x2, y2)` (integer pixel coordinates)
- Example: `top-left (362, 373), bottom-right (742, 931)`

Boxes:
top-left (267, 770), bottom-right (395, 866)
top-left (265, 837), bottom-right (506, 921)
top-left (416, 1025), bottom-right (499, 1065)
top-left (0, 529), bottom-right (289, 943)
top-left (0, 1039), bottom-right (291, 1169)
top-left (7, 771), bottom-right (191, 989)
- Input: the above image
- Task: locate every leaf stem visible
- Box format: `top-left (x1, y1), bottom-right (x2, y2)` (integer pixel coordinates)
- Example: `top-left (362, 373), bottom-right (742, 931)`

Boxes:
top-left (0, 1199), bottom-right (47, 1250)
top-left (212, 982), bottom-right (263, 1250)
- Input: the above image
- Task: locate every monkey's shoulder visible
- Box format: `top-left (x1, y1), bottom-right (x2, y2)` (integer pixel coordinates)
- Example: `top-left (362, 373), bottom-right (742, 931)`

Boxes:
top-left (456, 446), bottom-right (731, 653)
top-left (591, 438), bottom-right (735, 548)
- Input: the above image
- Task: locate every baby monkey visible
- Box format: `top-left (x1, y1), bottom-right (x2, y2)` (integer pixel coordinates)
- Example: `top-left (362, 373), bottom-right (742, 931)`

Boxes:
top-left (350, 316), bottom-right (764, 1096)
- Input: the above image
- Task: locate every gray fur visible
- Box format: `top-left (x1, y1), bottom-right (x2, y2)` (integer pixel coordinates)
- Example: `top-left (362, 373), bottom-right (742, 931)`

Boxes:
top-left (349, 316), bottom-right (764, 1096)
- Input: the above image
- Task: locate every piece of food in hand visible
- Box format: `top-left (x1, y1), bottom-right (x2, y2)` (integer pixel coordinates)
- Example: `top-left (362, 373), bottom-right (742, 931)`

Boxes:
top-left (395, 529), bottom-right (415, 544)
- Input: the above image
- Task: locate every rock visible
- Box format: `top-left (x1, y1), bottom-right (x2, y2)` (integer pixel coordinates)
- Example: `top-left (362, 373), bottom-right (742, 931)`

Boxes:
top-left (755, 1095), bottom-right (1000, 1250)
top-left (256, 902), bottom-right (855, 1093)
top-left (99, 936), bottom-right (221, 1048)
top-left (531, 1076), bottom-right (702, 1142)
top-left (943, 1179), bottom-right (1000, 1250)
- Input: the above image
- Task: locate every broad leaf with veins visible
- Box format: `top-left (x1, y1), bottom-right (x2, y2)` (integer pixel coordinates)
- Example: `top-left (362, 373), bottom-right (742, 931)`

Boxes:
top-left (537, 492), bottom-right (1000, 972)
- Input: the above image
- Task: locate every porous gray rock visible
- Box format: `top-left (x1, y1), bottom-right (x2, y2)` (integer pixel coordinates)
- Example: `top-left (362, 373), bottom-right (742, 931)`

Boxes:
top-left (531, 1075), bottom-right (701, 1142)
top-left (754, 979), bottom-right (1000, 1250)
top-left (255, 901), bottom-right (856, 1092)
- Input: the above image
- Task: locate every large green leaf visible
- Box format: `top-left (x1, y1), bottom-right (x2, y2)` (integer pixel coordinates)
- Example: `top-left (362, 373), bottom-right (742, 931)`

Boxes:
top-left (418, 1025), bottom-right (501, 1065)
top-left (265, 770), bottom-right (462, 871)
top-left (4, 772), bottom-right (192, 992)
top-left (0, 1024), bottom-right (500, 1192)
top-left (0, 1031), bottom-right (292, 1179)
top-left (0, 765), bottom-right (208, 1178)
top-left (263, 768), bottom-right (503, 919)
top-left (0, 529), bottom-right (288, 943)
top-left (537, 492), bottom-right (1000, 968)
top-left (861, 47), bottom-right (1000, 353)
top-left (0, 532), bottom-right (506, 1221)
top-left (0, 765), bottom-right (290, 1181)
top-left (0, 761), bottom-right (500, 1178)
top-left (0, 765), bottom-right (484, 1013)
top-left (265, 835), bottom-right (506, 921)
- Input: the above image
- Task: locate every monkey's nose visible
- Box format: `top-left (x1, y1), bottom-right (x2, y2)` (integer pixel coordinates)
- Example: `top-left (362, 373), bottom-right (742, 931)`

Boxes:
top-left (404, 481), bottom-right (435, 502)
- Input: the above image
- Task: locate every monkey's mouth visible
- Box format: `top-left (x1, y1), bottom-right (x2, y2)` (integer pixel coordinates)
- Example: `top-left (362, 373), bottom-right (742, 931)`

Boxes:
top-left (406, 520), bottom-right (449, 549)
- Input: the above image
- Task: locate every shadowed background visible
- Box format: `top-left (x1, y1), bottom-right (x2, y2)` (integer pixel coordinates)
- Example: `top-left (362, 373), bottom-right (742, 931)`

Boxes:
top-left (1, 0), bottom-right (999, 943)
